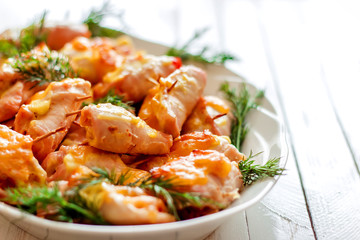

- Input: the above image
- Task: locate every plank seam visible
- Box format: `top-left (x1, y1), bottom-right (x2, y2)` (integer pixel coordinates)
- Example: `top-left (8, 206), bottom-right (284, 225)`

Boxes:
top-left (261, 202), bottom-right (312, 230)
top-left (251, 1), bottom-right (317, 239)
top-left (319, 65), bottom-right (360, 175)
top-left (245, 211), bottom-right (251, 240)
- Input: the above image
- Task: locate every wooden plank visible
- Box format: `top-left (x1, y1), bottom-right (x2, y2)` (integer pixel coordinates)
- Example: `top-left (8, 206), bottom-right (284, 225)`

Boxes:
top-left (246, 154), bottom-right (315, 240)
top-left (300, 0), bottom-right (360, 170)
top-left (176, 0), bottom-right (315, 239)
top-left (219, 1), bottom-right (316, 239)
top-left (0, 1), bottom-right (316, 239)
top-left (254, 0), bottom-right (360, 239)
top-left (0, 215), bottom-right (39, 240)
top-left (205, 212), bottom-right (249, 240)
top-left (143, 1), bottom-right (314, 239)
top-left (175, 2), bottom-right (251, 239)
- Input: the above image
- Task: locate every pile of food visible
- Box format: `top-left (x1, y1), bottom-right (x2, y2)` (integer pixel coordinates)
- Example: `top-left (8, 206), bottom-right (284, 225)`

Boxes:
top-left (0, 9), bottom-right (283, 225)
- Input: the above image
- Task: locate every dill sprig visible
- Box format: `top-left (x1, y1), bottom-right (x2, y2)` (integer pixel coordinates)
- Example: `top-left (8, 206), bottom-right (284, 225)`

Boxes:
top-left (0, 11), bottom-right (47, 58)
top-left (83, 1), bottom-right (125, 38)
top-left (139, 177), bottom-right (215, 221)
top-left (92, 89), bottom-right (134, 111)
top-left (90, 168), bottom-right (216, 221)
top-left (91, 167), bottom-right (134, 186)
top-left (220, 83), bottom-right (284, 184)
top-left (0, 40), bottom-right (19, 58)
top-left (3, 184), bottom-right (107, 224)
top-left (11, 49), bottom-right (76, 87)
top-left (166, 27), bottom-right (237, 65)
top-left (220, 82), bottom-right (264, 151)
top-left (239, 151), bottom-right (284, 186)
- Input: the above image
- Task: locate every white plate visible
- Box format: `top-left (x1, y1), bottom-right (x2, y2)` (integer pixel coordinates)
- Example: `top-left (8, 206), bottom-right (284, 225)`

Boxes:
top-left (0, 36), bottom-right (288, 240)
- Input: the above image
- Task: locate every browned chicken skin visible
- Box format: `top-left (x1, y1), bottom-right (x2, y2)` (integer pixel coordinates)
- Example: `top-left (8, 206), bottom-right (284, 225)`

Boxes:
top-left (14, 78), bottom-right (91, 162)
top-left (139, 66), bottom-right (207, 138)
top-left (80, 103), bottom-right (173, 155)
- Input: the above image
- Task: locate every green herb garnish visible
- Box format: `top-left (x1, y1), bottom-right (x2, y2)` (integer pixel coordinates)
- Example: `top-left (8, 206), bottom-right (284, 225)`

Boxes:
top-left (83, 1), bottom-right (125, 38)
top-left (139, 177), bottom-right (216, 220)
top-left (0, 40), bottom-right (20, 58)
top-left (3, 184), bottom-right (107, 224)
top-left (220, 82), bottom-right (264, 151)
top-left (90, 89), bottom-right (134, 111)
top-left (91, 168), bottom-right (218, 221)
top-left (220, 82), bottom-right (284, 184)
top-left (0, 11), bottom-right (48, 58)
top-left (166, 27), bottom-right (237, 64)
top-left (11, 49), bottom-right (76, 87)
top-left (239, 151), bottom-right (284, 186)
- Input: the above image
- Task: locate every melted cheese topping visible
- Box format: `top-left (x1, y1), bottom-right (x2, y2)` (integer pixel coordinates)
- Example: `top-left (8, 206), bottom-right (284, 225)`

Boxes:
top-left (28, 99), bottom-right (51, 115)
top-left (151, 150), bottom-right (232, 186)
top-left (0, 125), bottom-right (46, 187)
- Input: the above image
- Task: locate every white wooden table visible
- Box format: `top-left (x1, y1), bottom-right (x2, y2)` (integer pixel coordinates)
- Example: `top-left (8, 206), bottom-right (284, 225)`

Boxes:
top-left (1, 0), bottom-right (360, 239)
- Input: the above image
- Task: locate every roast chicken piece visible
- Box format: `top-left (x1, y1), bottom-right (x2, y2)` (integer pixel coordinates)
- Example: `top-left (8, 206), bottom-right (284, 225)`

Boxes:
top-left (182, 96), bottom-right (232, 136)
top-left (79, 182), bottom-right (175, 224)
top-left (79, 103), bottom-right (173, 155)
top-left (93, 54), bottom-right (181, 102)
top-left (61, 36), bottom-right (134, 83)
top-left (14, 78), bottom-right (91, 162)
top-left (0, 23), bottom-right (90, 52)
top-left (137, 130), bottom-right (245, 171)
top-left (0, 61), bottom-right (19, 92)
top-left (151, 150), bottom-right (243, 214)
top-left (0, 80), bottom-right (51, 123)
top-left (46, 24), bottom-right (91, 50)
top-left (0, 61), bottom-right (22, 122)
top-left (1, 45), bottom-right (72, 122)
top-left (61, 120), bottom-right (87, 146)
top-left (0, 81), bottom-right (23, 122)
top-left (0, 124), bottom-right (46, 188)
top-left (139, 65), bottom-right (206, 138)
top-left (171, 130), bottom-right (245, 162)
top-left (42, 145), bottom-right (149, 184)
